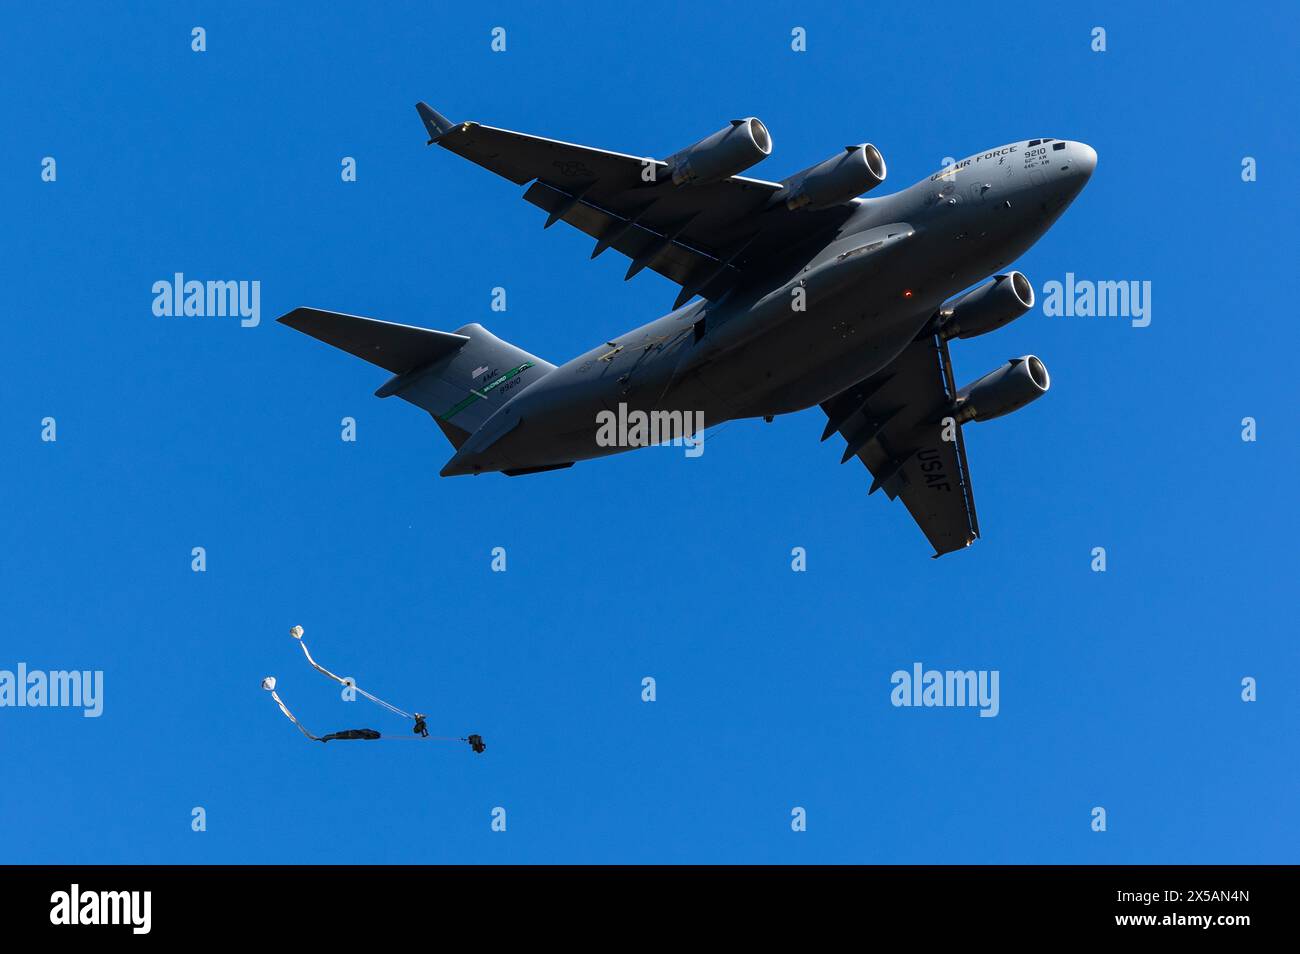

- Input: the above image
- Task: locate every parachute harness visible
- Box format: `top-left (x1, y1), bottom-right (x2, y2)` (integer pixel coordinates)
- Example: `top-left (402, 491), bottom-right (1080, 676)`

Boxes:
top-left (262, 626), bottom-right (484, 753)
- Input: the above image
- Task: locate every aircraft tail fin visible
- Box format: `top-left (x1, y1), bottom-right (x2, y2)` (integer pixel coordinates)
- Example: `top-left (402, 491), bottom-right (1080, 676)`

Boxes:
top-left (277, 308), bottom-right (554, 448)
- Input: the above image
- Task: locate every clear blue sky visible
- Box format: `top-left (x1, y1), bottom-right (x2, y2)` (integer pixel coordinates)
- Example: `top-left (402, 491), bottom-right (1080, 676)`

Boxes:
top-left (2, 1), bottom-right (1296, 864)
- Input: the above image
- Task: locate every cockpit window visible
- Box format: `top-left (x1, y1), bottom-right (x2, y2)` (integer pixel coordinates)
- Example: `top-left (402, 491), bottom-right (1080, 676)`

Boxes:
top-left (1027, 140), bottom-right (1041, 147)
top-left (1052, 142), bottom-right (1066, 151)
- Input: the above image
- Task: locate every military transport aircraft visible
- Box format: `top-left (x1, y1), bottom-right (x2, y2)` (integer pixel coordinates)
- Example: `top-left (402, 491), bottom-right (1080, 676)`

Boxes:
top-left (279, 103), bottom-right (1094, 556)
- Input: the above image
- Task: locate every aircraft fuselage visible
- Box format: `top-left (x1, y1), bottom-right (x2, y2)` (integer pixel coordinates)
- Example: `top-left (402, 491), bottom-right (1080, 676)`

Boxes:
top-left (442, 139), bottom-right (1095, 476)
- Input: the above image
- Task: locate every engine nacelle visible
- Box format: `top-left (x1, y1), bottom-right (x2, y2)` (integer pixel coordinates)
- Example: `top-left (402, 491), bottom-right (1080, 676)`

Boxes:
top-left (954, 355), bottom-right (1050, 423)
top-left (939, 271), bottom-right (1035, 340)
top-left (781, 144), bottom-right (887, 211)
top-left (666, 118), bottom-right (772, 186)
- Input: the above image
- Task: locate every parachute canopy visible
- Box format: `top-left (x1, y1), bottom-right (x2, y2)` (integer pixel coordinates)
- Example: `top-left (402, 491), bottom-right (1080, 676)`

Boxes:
top-left (263, 625), bottom-right (485, 753)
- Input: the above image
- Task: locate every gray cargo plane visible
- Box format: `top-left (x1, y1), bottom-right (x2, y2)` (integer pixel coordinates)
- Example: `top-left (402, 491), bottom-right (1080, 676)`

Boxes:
top-left (279, 103), bottom-right (1094, 556)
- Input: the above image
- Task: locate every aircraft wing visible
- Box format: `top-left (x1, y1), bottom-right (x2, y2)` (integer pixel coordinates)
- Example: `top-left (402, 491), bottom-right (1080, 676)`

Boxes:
top-left (417, 103), bottom-right (858, 306)
top-left (820, 331), bottom-right (980, 557)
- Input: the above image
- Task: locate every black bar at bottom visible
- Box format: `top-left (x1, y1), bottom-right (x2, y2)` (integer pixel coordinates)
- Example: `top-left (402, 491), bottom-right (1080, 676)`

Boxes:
top-left (0, 864), bottom-right (1280, 938)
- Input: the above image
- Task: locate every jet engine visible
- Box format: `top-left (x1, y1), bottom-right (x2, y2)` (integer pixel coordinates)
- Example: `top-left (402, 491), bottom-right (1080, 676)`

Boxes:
top-left (953, 355), bottom-right (1050, 423)
top-left (938, 272), bottom-right (1035, 340)
top-left (666, 118), bottom-right (772, 186)
top-left (780, 144), bottom-right (887, 210)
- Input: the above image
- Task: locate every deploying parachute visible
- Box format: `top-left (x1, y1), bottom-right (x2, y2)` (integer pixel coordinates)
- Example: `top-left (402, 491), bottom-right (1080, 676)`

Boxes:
top-left (262, 626), bottom-right (485, 753)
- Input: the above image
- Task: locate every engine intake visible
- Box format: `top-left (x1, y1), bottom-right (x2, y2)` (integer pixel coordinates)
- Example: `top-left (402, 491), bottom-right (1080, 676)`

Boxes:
top-left (666, 118), bottom-right (772, 186)
top-left (954, 355), bottom-right (1050, 423)
top-left (782, 144), bottom-right (887, 211)
top-left (939, 271), bottom-right (1035, 340)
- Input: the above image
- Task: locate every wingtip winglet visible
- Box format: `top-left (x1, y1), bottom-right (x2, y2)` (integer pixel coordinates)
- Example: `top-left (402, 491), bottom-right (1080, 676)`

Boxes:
top-left (416, 101), bottom-right (456, 144)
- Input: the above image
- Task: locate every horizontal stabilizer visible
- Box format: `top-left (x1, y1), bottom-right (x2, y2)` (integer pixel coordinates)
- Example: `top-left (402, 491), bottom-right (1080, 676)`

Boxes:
top-left (278, 307), bottom-right (468, 374)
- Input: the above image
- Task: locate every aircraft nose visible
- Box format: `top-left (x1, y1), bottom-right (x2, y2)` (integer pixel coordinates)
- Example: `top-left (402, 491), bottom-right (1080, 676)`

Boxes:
top-left (1072, 142), bottom-right (1097, 180)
